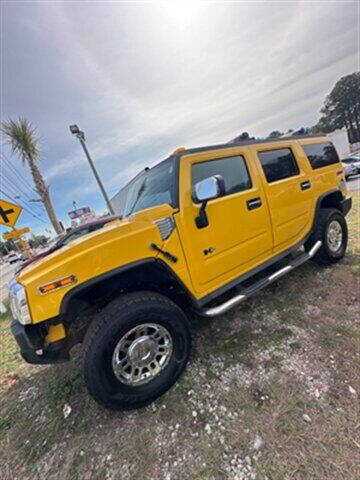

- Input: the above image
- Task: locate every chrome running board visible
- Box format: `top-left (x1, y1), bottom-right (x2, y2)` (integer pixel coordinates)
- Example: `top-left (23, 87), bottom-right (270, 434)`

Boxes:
top-left (203, 241), bottom-right (322, 317)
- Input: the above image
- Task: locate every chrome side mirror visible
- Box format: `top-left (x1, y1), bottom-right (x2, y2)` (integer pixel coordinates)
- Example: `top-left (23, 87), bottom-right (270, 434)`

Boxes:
top-left (194, 175), bottom-right (225, 228)
top-left (194, 175), bottom-right (224, 203)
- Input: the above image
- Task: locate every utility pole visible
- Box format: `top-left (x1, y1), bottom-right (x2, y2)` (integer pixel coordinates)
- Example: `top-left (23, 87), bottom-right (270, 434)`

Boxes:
top-left (69, 125), bottom-right (115, 215)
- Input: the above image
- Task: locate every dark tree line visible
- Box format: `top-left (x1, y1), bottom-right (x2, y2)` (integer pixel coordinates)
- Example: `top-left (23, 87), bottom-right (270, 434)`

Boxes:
top-left (319, 72), bottom-right (360, 144)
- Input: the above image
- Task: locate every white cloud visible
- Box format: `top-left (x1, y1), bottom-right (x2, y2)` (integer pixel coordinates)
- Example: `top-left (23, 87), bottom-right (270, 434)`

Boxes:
top-left (2, 0), bottom-right (359, 231)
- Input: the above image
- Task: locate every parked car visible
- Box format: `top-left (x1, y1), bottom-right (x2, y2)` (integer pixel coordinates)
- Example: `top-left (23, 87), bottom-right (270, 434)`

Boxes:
top-left (343, 153), bottom-right (360, 174)
top-left (6, 252), bottom-right (21, 264)
top-left (16, 216), bottom-right (121, 273)
top-left (342, 160), bottom-right (358, 180)
top-left (10, 135), bottom-right (352, 411)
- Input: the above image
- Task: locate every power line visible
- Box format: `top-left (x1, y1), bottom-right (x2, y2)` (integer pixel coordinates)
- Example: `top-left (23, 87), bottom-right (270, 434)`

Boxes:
top-left (1, 179), bottom-right (46, 218)
top-left (0, 154), bottom-right (46, 215)
top-left (0, 152), bottom-right (38, 196)
top-left (0, 188), bottom-right (48, 224)
top-left (1, 170), bottom-right (45, 212)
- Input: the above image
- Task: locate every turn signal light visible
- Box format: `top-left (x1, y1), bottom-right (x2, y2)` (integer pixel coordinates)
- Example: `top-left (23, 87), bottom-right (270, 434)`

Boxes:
top-left (39, 275), bottom-right (77, 295)
top-left (173, 146), bottom-right (186, 155)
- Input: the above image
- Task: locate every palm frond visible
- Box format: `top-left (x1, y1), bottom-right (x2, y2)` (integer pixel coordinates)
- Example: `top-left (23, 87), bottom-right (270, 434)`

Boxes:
top-left (0, 117), bottom-right (40, 164)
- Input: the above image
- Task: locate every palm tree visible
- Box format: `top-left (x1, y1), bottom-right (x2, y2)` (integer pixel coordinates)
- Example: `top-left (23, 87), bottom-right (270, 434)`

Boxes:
top-left (1, 118), bottom-right (62, 234)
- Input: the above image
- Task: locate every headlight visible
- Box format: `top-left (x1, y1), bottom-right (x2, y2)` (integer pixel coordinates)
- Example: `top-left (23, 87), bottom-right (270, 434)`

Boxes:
top-left (8, 281), bottom-right (31, 325)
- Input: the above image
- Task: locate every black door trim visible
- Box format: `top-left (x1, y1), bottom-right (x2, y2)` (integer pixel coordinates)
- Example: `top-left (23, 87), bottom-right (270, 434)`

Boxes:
top-left (300, 180), bottom-right (311, 191)
top-left (247, 197), bottom-right (262, 210)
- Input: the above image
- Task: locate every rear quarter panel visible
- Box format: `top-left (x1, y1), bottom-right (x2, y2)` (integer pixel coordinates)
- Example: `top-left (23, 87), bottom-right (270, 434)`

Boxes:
top-left (297, 136), bottom-right (346, 213)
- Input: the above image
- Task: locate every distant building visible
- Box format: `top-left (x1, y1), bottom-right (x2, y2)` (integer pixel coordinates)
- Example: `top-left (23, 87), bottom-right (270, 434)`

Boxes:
top-left (328, 128), bottom-right (350, 159)
top-left (111, 168), bottom-right (147, 216)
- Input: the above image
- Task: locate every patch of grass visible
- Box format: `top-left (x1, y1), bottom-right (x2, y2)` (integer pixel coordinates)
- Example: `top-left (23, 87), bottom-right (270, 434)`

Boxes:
top-left (319, 324), bottom-right (359, 349)
top-left (333, 325), bottom-right (355, 337)
top-left (0, 312), bottom-right (22, 378)
top-left (0, 416), bottom-right (12, 437)
top-left (289, 341), bottom-right (302, 350)
top-left (67, 453), bottom-right (86, 480)
top-left (269, 327), bottom-right (293, 345)
top-left (0, 301), bottom-right (10, 322)
top-left (48, 370), bottom-right (85, 411)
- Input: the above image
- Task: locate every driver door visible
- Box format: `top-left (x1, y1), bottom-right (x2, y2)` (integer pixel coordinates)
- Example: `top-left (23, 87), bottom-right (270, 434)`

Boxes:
top-left (175, 148), bottom-right (273, 296)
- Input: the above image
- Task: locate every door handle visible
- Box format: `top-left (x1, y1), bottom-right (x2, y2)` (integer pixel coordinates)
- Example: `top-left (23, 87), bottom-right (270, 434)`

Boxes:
top-left (246, 197), bottom-right (262, 210)
top-left (300, 180), bottom-right (311, 190)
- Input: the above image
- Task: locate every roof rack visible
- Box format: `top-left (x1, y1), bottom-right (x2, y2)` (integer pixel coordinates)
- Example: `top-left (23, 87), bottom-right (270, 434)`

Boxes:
top-left (176, 134), bottom-right (326, 157)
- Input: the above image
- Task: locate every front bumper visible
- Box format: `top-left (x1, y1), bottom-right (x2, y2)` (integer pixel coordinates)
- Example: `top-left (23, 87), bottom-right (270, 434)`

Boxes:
top-left (11, 320), bottom-right (69, 364)
top-left (340, 196), bottom-right (352, 216)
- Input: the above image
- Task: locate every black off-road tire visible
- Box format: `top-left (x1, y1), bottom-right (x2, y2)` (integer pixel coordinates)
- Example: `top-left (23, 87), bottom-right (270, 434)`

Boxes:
top-left (305, 208), bottom-right (348, 266)
top-left (82, 291), bottom-right (191, 411)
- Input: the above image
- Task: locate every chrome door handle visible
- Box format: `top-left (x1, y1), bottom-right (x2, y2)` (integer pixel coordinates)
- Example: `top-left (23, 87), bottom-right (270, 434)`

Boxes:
top-left (246, 197), bottom-right (262, 210)
top-left (300, 180), bottom-right (311, 190)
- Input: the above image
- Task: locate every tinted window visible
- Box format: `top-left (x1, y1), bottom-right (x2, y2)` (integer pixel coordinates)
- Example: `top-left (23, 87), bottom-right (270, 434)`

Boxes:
top-left (123, 157), bottom-right (176, 216)
top-left (62, 228), bottom-right (91, 246)
top-left (302, 142), bottom-right (340, 169)
top-left (192, 155), bottom-right (252, 200)
top-left (258, 148), bottom-right (299, 183)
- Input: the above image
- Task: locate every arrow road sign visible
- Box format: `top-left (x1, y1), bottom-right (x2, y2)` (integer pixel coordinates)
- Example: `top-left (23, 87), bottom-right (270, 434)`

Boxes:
top-left (0, 199), bottom-right (23, 228)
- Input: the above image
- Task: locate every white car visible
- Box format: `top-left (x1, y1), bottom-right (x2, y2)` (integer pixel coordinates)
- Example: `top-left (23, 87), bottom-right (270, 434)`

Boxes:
top-left (6, 252), bottom-right (21, 264)
top-left (348, 152), bottom-right (360, 173)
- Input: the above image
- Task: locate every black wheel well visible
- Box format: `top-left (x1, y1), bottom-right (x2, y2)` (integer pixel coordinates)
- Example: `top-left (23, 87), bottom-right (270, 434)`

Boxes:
top-left (62, 260), bottom-right (196, 346)
top-left (318, 190), bottom-right (343, 211)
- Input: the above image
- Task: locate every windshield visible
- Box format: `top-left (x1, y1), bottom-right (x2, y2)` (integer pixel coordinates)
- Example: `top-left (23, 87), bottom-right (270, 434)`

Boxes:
top-left (123, 157), bottom-right (176, 217)
top-left (61, 228), bottom-right (92, 246)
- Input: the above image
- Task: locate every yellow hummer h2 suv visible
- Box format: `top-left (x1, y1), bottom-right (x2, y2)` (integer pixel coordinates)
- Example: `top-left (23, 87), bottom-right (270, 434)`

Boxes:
top-left (10, 135), bottom-right (351, 410)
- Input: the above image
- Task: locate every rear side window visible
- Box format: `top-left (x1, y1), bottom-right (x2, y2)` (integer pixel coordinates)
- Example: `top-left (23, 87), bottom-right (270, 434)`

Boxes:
top-left (258, 148), bottom-right (299, 183)
top-left (302, 142), bottom-right (340, 169)
top-left (191, 155), bottom-right (252, 199)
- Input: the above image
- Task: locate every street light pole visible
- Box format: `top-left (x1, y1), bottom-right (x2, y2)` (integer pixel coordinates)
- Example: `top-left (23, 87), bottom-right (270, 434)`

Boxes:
top-left (69, 125), bottom-right (115, 215)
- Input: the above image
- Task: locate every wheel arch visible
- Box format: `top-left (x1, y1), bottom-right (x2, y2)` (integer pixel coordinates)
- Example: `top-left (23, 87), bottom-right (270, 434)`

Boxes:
top-left (317, 189), bottom-right (343, 211)
top-left (60, 258), bottom-right (198, 328)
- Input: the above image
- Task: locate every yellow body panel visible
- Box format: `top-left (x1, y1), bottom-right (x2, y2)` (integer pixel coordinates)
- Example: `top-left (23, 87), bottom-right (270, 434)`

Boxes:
top-left (18, 204), bottom-right (191, 323)
top-left (16, 136), bottom-right (345, 330)
top-left (45, 323), bottom-right (66, 344)
top-left (250, 141), bottom-right (315, 253)
top-left (176, 146), bottom-right (273, 295)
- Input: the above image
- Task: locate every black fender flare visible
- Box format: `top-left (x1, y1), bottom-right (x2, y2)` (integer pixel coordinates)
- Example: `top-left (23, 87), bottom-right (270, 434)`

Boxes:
top-left (59, 257), bottom-right (199, 317)
top-left (312, 189), bottom-right (351, 229)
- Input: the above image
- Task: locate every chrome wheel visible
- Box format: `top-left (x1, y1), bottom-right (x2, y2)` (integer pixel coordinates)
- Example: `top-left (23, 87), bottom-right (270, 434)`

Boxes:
top-left (326, 220), bottom-right (343, 252)
top-left (112, 323), bottom-right (173, 386)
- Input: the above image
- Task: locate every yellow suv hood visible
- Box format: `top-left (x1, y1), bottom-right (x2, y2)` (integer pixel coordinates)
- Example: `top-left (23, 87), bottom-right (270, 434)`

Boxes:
top-left (18, 204), bottom-right (175, 323)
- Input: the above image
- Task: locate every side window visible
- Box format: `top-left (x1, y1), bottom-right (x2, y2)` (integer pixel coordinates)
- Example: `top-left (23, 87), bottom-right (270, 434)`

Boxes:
top-left (302, 142), bottom-right (340, 169)
top-left (258, 148), bottom-right (299, 183)
top-left (191, 155), bottom-right (252, 200)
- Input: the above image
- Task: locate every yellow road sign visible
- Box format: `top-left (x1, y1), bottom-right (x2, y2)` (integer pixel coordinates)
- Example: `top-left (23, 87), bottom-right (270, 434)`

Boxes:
top-left (2, 227), bottom-right (30, 240)
top-left (0, 199), bottom-right (23, 228)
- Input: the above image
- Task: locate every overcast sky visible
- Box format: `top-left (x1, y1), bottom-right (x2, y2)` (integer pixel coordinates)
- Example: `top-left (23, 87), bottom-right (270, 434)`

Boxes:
top-left (1, 0), bottom-right (359, 236)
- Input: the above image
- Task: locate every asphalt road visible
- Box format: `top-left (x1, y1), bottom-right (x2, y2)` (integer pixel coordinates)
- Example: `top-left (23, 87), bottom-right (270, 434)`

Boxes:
top-left (347, 175), bottom-right (360, 191)
top-left (0, 262), bottom-right (17, 304)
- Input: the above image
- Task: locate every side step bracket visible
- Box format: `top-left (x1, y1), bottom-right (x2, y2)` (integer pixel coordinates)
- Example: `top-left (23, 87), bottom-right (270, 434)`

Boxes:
top-left (203, 241), bottom-right (322, 317)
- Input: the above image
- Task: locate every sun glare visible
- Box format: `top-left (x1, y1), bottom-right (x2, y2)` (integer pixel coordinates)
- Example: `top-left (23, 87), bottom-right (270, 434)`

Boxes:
top-left (159, 1), bottom-right (205, 26)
